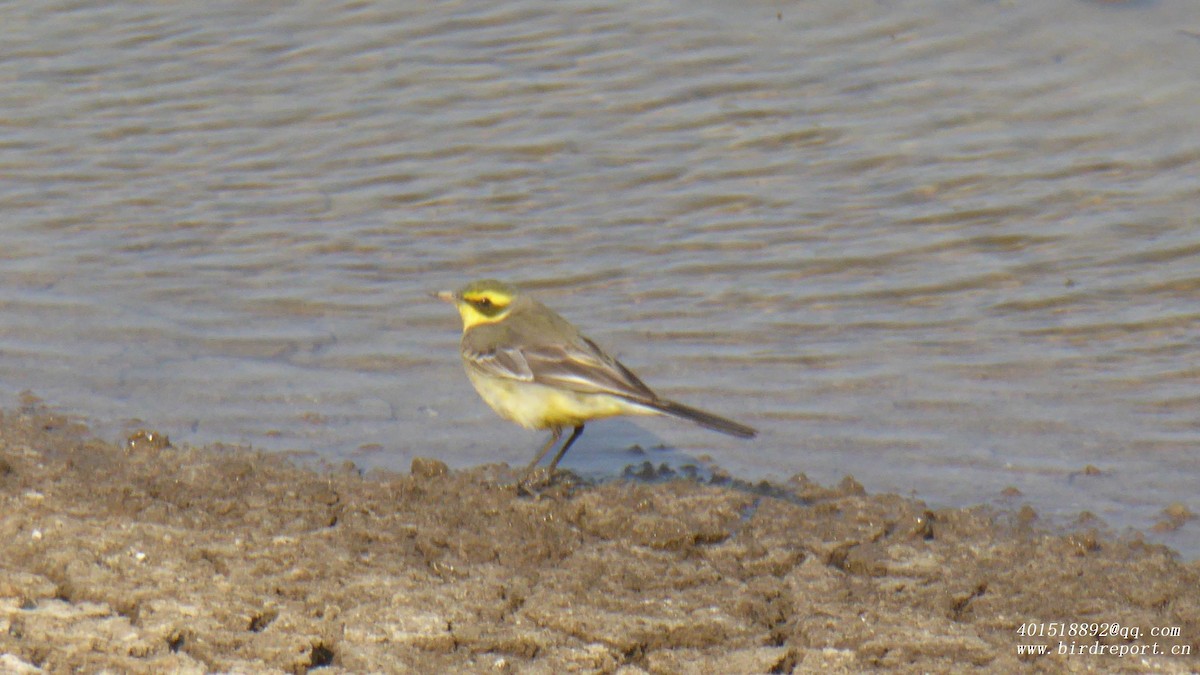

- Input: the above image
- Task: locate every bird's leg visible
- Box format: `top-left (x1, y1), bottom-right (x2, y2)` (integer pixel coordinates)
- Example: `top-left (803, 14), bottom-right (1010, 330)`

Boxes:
top-left (527, 427), bottom-right (563, 470)
top-left (547, 424), bottom-right (584, 471)
top-left (518, 425), bottom-right (583, 495)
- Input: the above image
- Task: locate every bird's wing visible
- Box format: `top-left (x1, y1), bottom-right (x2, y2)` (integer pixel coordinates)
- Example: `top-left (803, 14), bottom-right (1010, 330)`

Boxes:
top-left (463, 344), bottom-right (536, 382)
top-left (461, 305), bottom-right (658, 401)
top-left (520, 336), bottom-right (658, 402)
top-left (464, 337), bottom-right (654, 401)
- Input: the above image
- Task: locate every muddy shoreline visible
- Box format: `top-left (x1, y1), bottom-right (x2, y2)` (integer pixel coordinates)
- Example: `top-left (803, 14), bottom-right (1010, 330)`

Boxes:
top-left (0, 405), bottom-right (1196, 674)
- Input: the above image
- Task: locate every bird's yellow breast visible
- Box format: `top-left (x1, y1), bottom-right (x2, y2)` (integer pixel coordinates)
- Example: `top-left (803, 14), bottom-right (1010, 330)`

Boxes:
top-left (465, 368), bottom-right (651, 429)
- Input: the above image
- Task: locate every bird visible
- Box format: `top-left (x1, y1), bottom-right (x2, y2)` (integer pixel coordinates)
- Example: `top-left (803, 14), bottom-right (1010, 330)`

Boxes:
top-left (435, 279), bottom-right (756, 474)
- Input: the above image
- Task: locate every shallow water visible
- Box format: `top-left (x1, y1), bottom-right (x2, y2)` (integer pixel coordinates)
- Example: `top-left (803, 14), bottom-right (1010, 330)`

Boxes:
top-left (1, 0), bottom-right (1198, 554)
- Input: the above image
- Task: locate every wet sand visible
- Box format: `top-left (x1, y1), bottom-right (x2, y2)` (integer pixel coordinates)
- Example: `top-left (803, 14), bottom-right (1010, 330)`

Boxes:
top-left (0, 404), bottom-right (1196, 674)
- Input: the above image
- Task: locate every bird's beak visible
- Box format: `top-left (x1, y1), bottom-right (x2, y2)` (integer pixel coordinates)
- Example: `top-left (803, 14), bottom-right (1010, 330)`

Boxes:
top-left (431, 290), bottom-right (457, 303)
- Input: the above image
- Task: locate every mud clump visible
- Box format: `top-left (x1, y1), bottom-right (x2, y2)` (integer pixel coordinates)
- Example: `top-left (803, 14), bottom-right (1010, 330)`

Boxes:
top-left (0, 407), bottom-right (1196, 674)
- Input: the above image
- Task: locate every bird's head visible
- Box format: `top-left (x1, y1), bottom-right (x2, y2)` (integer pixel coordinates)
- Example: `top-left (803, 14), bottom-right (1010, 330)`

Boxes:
top-left (434, 279), bottom-right (520, 330)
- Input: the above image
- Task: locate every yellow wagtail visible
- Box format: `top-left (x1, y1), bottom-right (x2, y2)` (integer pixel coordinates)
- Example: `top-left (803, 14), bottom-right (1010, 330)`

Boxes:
top-left (435, 279), bottom-right (756, 472)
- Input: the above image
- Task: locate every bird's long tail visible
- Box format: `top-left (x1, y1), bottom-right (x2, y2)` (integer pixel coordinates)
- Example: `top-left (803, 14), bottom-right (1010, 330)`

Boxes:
top-left (643, 399), bottom-right (757, 439)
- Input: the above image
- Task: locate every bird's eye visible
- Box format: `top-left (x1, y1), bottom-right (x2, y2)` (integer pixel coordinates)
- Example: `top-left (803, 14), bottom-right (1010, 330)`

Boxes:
top-left (477, 297), bottom-right (493, 308)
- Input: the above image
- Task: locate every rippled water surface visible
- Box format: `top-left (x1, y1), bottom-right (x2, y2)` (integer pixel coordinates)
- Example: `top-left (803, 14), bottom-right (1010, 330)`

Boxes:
top-left (1, 0), bottom-right (1198, 553)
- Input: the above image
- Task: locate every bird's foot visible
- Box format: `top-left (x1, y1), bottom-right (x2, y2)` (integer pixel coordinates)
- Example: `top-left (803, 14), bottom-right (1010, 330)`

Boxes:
top-left (516, 466), bottom-right (578, 498)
